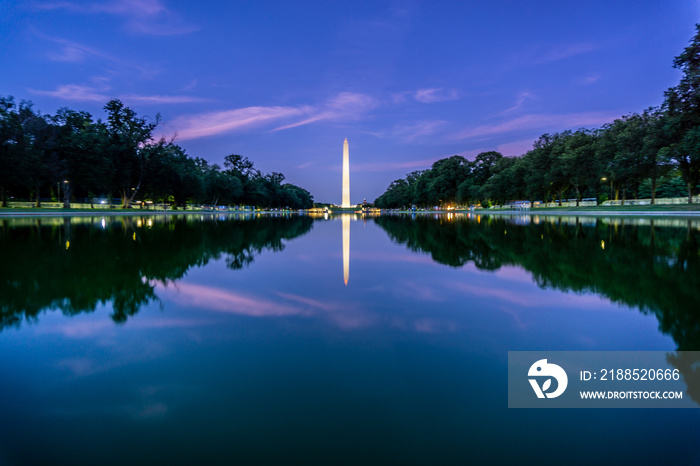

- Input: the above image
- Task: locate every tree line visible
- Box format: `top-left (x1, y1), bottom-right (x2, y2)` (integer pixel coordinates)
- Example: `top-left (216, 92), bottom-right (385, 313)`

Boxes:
top-left (376, 25), bottom-right (700, 209)
top-left (0, 98), bottom-right (314, 209)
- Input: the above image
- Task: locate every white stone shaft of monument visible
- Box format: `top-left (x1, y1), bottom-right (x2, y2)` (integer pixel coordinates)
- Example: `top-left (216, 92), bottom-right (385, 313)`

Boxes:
top-left (342, 138), bottom-right (351, 208)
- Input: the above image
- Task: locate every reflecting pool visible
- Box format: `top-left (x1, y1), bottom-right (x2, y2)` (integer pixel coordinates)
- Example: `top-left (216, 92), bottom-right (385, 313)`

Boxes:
top-left (1, 213), bottom-right (699, 464)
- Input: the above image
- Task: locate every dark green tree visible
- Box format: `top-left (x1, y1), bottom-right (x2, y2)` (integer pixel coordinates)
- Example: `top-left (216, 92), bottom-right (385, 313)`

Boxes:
top-left (53, 108), bottom-right (112, 208)
top-left (103, 99), bottom-right (159, 208)
top-left (663, 24), bottom-right (700, 203)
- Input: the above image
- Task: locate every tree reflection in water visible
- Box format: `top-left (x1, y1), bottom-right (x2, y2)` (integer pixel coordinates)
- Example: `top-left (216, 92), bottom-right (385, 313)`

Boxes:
top-left (0, 214), bottom-right (313, 329)
top-left (374, 214), bottom-right (700, 351)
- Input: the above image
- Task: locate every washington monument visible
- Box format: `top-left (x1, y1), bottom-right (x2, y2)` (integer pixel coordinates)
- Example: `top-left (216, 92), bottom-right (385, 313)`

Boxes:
top-left (342, 138), bottom-right (351, 208)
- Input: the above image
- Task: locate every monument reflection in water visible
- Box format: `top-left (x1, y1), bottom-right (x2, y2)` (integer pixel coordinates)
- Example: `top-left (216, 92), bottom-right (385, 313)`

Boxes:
top-left (342, 214), bottom-right (350, 285)
top-left (1, 212), bottom-right (700, 464)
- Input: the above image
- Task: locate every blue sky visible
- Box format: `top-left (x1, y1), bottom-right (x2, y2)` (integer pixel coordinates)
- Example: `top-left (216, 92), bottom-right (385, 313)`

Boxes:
top-left (1, 1), bottom-right (698, 203)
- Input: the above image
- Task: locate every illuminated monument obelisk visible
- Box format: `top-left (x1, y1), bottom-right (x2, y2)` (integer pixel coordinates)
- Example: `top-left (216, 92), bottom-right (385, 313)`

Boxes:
top-left (342, 138), bottom-right (351, 208)
top-left (341, 138), bottom-right (351, 285)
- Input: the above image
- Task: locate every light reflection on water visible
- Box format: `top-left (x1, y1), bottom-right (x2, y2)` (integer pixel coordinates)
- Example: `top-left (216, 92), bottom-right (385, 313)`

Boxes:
top-left (0, 213), bottom-right (699, 464)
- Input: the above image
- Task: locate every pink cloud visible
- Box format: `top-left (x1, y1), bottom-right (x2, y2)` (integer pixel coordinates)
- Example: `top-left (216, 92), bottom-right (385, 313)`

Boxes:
top-left (455, 112), bottom-right (620, 140)
top-left (450, 281), bottom-right (614, 311)
top-left (392, 120), bottom-right (447, 142)
top-left (121, 94), bottom-right (210, 104)
top-left (39, 317), bottom-right (213, 339)
top-left (451, 282), bottom-right (540, 308)
top-left (393, 280), bottom-right (444, 302)
top-left (171, 106), bottom-right (310, 140)
top-left (276, 292), bottom-right (344, 312)
top-left (31, 84), bottom-right (109, 101)
top-left (580, 72), bottom-right (602, 85)
top-left (326, 91), bottom-right (377, 113)
top-left (490, 266), bottom-right (536, 284)
top-left (391, 92), bottom-right (409, 104)
top-left (273, 92), bottom-right (377, 131)
top-left (350, 157), bottom-right (437, 172)
top-left (500, 91), bottom-right (536, 115)
top-left (350, 250), bottom-right (436, 264)
top-left (414, 318), bottom-right (458, 333)
top-left (169, 92), bottom-right (377, 139)
top-left (36, 0), bottom-right (197, 35)
top-left (101, 0), bottom-right (168, 16)
top-left (158, 282), bottom-right (377, 330)
top-left (158, 282), bottom-right (309, 317)
top-left (276, 291), bottom-right (376, 330)
top-left (413, 87), bottom-right (459, 103)
top-left (39, 35), bottom-right (160, 77)
top-left (391, 88), bottom-right (460, 105)
top-left (271, 114), bottom-right (327, 131)
top-left (47, 43), bottom-right (93, 62)
top-left (31, 84), bottom-right (209, 105)
top-left (536, 42), bottom-right (599, 64)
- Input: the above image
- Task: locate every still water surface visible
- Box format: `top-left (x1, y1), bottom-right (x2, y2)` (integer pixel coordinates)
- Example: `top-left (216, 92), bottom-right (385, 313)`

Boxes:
top-left (1, 213), bottom-right (699, 464)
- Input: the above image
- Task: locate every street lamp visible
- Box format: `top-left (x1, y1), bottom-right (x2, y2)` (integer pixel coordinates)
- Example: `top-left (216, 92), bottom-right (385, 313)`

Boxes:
top-left (63, 180), bottom-right (70, 208)
top-left (601, 177), bottom-right (612, 201)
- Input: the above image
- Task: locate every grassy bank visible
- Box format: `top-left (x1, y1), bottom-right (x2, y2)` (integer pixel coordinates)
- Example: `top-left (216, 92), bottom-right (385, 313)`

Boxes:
top-left (503, 204), bottom-right (700, 212)
top-left (0, 207), bottom-right (252, 216)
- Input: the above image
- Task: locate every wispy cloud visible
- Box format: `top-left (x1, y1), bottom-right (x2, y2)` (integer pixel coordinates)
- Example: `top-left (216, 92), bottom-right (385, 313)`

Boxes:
top-left (39, 35), bottom-right (160, 77)
top-left (40, 317), bottom-right (211, 338)
top-left (272, 92), bottom-right (378, 131)
top-left (393, 88), bottom-right (460, 104)
top-left (30, 83), bottom-right (209, 104)
top-left (391, 120), bottom-right (446, 142)
top-left (47, 43), bottom-right (92, 63)
top-left (350, 250), bottom-right (435, 264)
top-left (505, 42), bottom-right (600, 70)
top-left (275, 292), bottom-right (343, 312)
top-left (413, 87), bottom-right (459, 103)
top-left (579, 72), bottom-right (602, 85)
top-left (156, 283), bottom-right (375, 330)
top-left (500, 91), bottom-right (536, 115)
top-left (171, 106), bottom-right (310, 140)
top-left (44, 36), bottom-right (117, 63)
top-left (392, 279), bottom-right (444, 302)
top-left (181, 79), bottom-right (198, 92)
top-left (414, 318), bottom-right (458, 334)
top-left (170, 92), bottom-right (377, 140)
top-left (158, 282), bottom-right (309, 317)
top-left (350, 157), bottom-right (438, 172)
top-left (121, 94), bottom-right (210, 104)
top-left (31, 84), bottom-right (109, 102)
top-left (35, 0), bottom-right (197, 35)
top-left (454, 111), bottom-right (619, 140)
top-left (535, 42), bottom-right (599, 64)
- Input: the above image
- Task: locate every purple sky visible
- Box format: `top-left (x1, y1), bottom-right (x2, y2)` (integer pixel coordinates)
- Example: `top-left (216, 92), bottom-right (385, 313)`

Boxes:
top-left (1, 1), bottom-right (698, 203)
